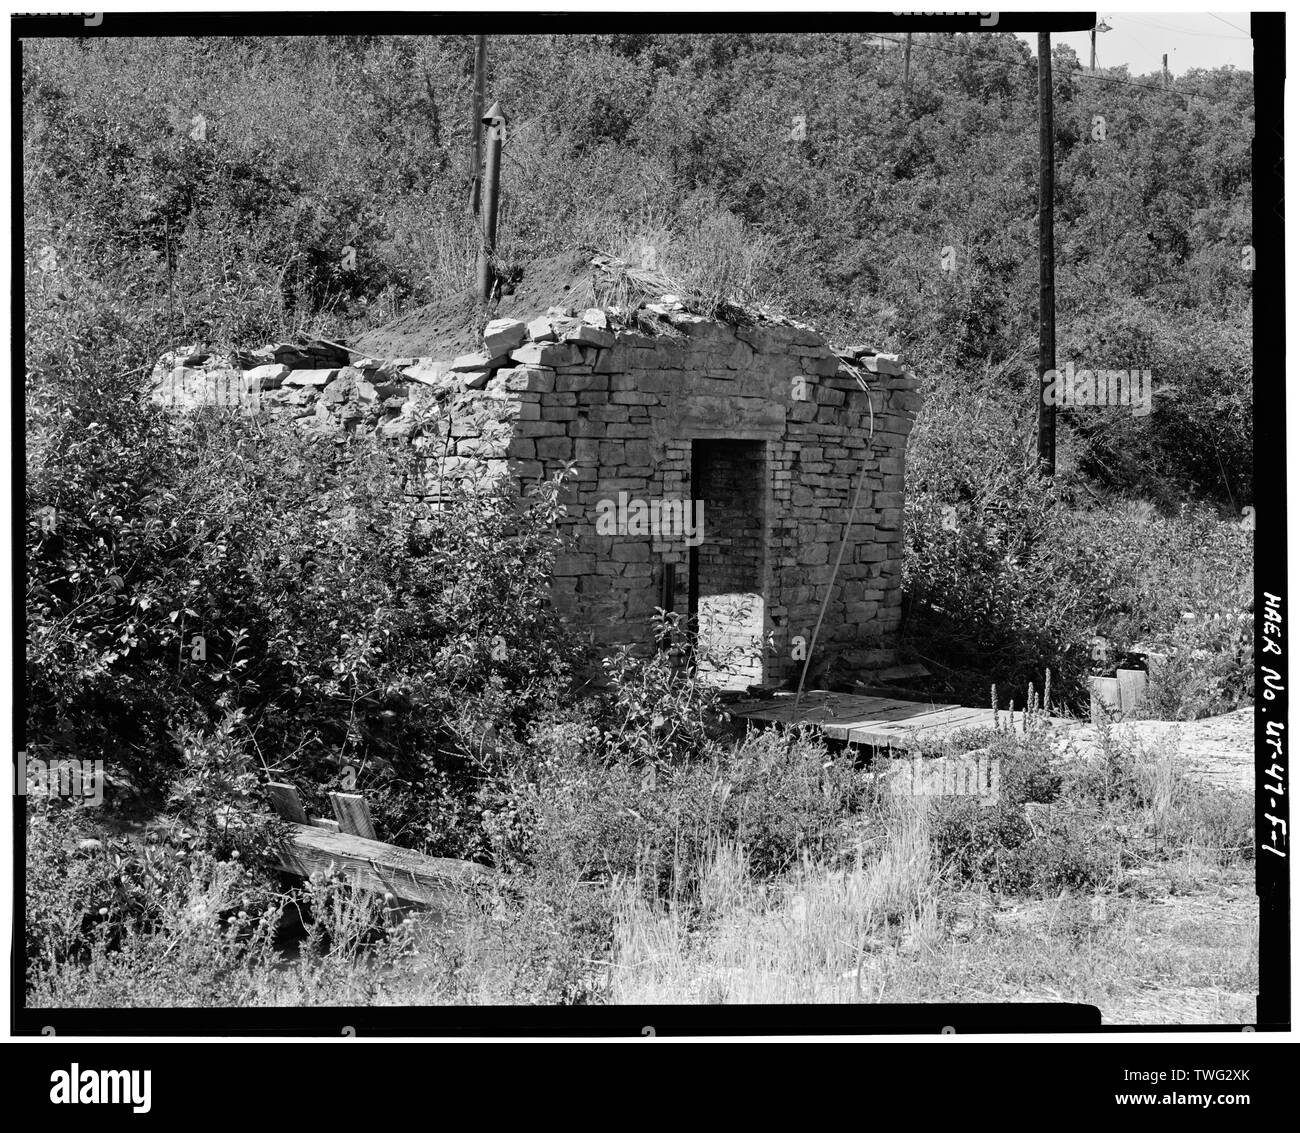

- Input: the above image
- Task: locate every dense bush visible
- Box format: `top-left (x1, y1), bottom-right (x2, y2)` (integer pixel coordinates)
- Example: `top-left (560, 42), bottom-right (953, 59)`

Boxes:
top-left (487, 721), bottom-right (870, 903)
top-left (903, 369), bottom-right (1251, 713)
top-left (27, 305), bottom-right (583, 859)
top-left (928, 726), bottom-right (1126, 895)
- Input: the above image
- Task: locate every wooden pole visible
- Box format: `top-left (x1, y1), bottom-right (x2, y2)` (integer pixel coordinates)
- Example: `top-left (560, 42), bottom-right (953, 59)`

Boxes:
top-left (903, 32), bottom-right (913, 95)
top-left (1037, 32), bottom-right (1056, 476)
top-left (476, 102), bottom-right (505, 302)
top-left (470, 34), bottom-right (486, 216)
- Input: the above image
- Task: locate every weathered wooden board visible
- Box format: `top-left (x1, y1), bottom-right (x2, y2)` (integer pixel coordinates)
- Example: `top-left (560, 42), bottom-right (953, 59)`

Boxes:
top-left (267, 782), bottom-right (309, 824)
top-left (1116, 669), bottom-right (1148, 716)
top-left (858, 706), bottom-right (992, 746)
top-left (730, 690), bottom-right (1078, 751)
top-left (1088, 675), bottom-right (1121, 714)
top-left (329, 791), bottom-right (377, 839)
top-left (276, 824), bottom-right (493, 906)
top-left (822, 700), bottom-right (952, 742)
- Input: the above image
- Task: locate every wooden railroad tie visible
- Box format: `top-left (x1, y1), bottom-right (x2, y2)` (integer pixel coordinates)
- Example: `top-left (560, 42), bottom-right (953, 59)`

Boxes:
top-left (264, 781), bottom-right (493, 907)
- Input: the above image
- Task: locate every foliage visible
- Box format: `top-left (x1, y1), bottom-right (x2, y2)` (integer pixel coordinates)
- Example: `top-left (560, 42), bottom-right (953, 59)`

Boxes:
top-left (903, 369), bottom-right (1251, 713)
top-left (23, 33), bottom-right (1252, 505)
top-left (488, 722), bottom-right (871, 903)
top-left (22, 32), bottom-right (1256, 1006)
top-left (26, 302), bottom-right (582, 856)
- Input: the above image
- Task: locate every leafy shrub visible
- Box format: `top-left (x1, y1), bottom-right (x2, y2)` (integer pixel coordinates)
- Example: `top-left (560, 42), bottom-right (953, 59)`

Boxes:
top-left (492, 722), bottom-right (871, 905)
top-left (904, 370), bottom-right (1252, 715)
top-left (25, 796), bottom-right (279, 978)
top-left (26, 275), bottom-right (584, 847)
top-left (597, 611), bottom-right (734, 767)
top-left (931, 795), bottom-right (1124, 896)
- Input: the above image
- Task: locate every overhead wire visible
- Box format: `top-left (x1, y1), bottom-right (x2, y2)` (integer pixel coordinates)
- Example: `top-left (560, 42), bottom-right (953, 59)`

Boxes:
top-left (860, 32), bottom-right (1249, 105)
top-left (1126, 13), bottom-right (1251, 40)
top-left (1209, 13), bottom-right (1250, 37)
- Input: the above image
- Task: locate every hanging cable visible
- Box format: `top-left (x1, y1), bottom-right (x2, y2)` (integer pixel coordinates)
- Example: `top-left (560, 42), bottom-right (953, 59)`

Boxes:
top-left (794, 364), bottom-right (877, 713)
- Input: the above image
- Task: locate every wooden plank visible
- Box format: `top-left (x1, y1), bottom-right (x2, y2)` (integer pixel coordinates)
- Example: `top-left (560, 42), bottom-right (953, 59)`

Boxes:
top-left (329, 791), bottom-right (377, 839)
top-left (276, 825), bottom-right (493, 906)
top-left (850, 716), bottom-right (985, 748)
top-left (730, 689), bottom-right (1082, 752)
top-left (733, 692), bottom-right (963, 733)
top-left (822, 700), bottom-right (957, 741)
top-left (732, 691), bottom-right (843, 724)
top-left (310, 817), bottom-right (340, 833)
top-left (873, 706), bottom-right (992, 735)
top-left (1116, 669), bottom-right (1148, 716)
top-left (1089, 676), bottom-right (1121, 714)
top-left (266, 782), bottom-right (309, 824)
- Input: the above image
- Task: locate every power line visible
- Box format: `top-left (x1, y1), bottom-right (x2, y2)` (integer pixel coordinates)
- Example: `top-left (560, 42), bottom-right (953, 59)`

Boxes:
top-left (860, 32), bottom-right (1248, 106)
top-left (1209, 13), bottom-right (1250, 37)
top-left (1125, 14), bottom-right (1251, 40)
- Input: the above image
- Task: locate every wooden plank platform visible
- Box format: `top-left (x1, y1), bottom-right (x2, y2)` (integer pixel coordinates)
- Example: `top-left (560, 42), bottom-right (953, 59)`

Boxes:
top-left (729, 690), bottom-right (1077, 750)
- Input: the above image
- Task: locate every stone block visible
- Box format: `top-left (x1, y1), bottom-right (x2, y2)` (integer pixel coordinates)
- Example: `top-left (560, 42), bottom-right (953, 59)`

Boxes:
top-left (592, 346), bottom-right (631, 374)
top-left (512, 342), bottom-right (582, 368)
top-left (244, 363), bottom-right (290, 390)
top-left (527, 316), bottom-right (557, 342)
top-left (284, 368), bottom-right (338, 388)
top-left (557, 372), bottom-right (608, 393)
top-left (537, 436), bottom-right (573, 460)
top-left (402, 361), bottom-right (445, 385)
top-left (612, 542), bottom-right (651, 563)
top-left (492, 366), bottom-right (556, 393)
top-left (564, 324), bottom-right (616, 348)
top-left (483, 318), bottom-right (528, 356)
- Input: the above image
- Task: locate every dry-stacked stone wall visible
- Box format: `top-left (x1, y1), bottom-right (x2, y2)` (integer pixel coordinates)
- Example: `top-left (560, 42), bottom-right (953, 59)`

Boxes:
top-left (151, 303), bottom-right (920, 686)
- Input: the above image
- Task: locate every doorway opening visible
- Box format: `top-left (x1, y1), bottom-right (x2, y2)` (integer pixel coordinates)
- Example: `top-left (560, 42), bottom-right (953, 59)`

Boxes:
top-left (688, 439), bottom-right (767, 690)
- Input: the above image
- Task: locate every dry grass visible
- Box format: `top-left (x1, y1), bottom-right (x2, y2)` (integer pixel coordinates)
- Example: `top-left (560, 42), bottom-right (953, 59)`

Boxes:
top-left (607, 796), bottom-right (939, 1004)
top-left (598, 743), bottom-right (1255, 1019)
top-left (29, 730), bottom-right (1256, 1020)
top-left (581, 205), bottom-right (784, 321)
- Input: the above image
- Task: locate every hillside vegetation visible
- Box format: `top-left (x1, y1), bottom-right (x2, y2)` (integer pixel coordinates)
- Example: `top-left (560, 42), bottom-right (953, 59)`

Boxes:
top-left (24, 33), bottom-right (1254, 1013)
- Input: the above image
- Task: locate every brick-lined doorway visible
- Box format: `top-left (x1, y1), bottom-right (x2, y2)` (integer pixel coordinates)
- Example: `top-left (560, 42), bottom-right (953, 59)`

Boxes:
top-left (688, 439), bottom-right (767, 689)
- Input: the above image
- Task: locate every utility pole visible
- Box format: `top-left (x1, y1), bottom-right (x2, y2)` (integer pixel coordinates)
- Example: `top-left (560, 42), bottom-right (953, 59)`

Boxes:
top-left (470, 34), bottom-right (487, 216)
top-left (1037, 32), bottom-right (1056, 476)
top-left (903, 32), bottom-right (913, 95)
top-left (1089, 17), bottom-right (1110, 70)
top-left (476, 101), bottom-right (506, 302)
top-left (1162, 53), bottom-right (1169, 87)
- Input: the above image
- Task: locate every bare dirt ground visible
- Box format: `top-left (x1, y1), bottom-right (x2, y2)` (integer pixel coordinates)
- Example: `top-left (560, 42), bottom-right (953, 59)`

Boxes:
top-left (1058, 706), bottom-right (1255, 792)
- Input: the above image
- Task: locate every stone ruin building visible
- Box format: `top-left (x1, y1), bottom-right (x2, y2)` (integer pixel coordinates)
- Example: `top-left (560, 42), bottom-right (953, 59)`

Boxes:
top-left (151, 255), bottom-right (921, 690)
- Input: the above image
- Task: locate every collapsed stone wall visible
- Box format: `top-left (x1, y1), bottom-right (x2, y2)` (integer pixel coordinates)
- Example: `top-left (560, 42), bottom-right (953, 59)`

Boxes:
top-left (151, 301), bottom-right (920, 686)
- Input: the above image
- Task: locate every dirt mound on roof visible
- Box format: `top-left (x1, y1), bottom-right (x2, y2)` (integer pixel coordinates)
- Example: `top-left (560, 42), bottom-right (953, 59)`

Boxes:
top-left (352, 250), bottom-right (606, 360)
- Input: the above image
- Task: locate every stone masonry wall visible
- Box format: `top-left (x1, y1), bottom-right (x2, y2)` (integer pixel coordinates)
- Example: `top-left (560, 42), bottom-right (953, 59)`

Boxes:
top-left (151, 302), bottom-right (921, 686)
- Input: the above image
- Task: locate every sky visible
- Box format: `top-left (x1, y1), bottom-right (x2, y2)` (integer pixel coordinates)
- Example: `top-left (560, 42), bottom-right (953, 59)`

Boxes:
top-left (1014, 12), bottom-right (1253, 78)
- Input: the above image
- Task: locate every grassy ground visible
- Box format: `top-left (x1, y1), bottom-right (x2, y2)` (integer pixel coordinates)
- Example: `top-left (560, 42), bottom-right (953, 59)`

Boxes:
top-left (28, 722), bottom-right (1256, 1020)
top-left (604, 844), bottom-right (1255, 1021)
